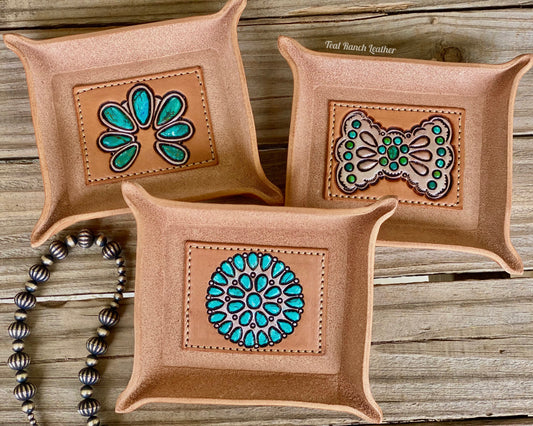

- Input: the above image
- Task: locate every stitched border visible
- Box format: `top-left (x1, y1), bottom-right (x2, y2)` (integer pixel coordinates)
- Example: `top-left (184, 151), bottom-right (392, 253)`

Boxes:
top-left (75, 68), bottom-right (216, 183)
top-left (326, 102), bottom-right (462, 207)
top-left (184, 243), bottom-right (326, 354)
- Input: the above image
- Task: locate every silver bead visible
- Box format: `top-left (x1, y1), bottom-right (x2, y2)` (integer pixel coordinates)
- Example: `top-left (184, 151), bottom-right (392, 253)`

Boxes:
top-left (49, 240), bottom-right (68, 260)
top-left (87, 415), bottom-right (101, 426)
top-left (115, 257), bottom-right (124, 266)
top-left (8, 321), bottom-right (30, 340)
top-left (98, 308), bottom-right (119, 327)
top-left (41, 254), bottom-right (54, 266)
top-left (12, 339), bottom-right (25, 352)
top-left (77, 229), bottom-right (94, 249)
top-left (116, 284), bottom-right (125, 293)
top-left (14, 309), bottom-right (27, 321)
top-left (80, 385), bottom-right (94, 398)
top-left (28, 264), bottom-right (49, 283)
top-left (25, 280), bottom-right (38, 293)
top-left (109, 301), bottom-right (120, 310)
top-left (102, 241), bottom-right (121, 260)
top-left (96, 326), bottom-right (109, 338)
top-left (113, 292), bottom-right (123, 303)
top-left (79, 367), bottom-right (100, 386)
top-left (78, 398), bottom-right (100, 417)
top-left (117, 266), bottom-right (126, 276)
top-left (86, 355), bottom-right (98, 367)
top-left (94, 234), bottom-right (107, 247)
top-left (117, 275), bottom-right (126, 284)
top-left (14, 382), bottom-right (36, 401)
top-left (16, 370), bottom-right (28, 383)
top-left (21, 400), bottom-right (35, 414)
top-left (86, 337), bottom-right (107, 356)
top-left (8, 352), bottom-right (30, 370)
top-left (14, 292), bottom-right (36, 310)
top-left (65, 234), bottom-right (78, 248)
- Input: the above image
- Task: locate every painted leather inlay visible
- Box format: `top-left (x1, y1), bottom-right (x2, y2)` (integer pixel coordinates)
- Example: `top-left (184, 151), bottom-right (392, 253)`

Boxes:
top-left (75, 67), bottom-right (217, 184)
top-left (326, 102), bottom-right (464, 207)
top-left (185, 243), bottom-right (326, 354)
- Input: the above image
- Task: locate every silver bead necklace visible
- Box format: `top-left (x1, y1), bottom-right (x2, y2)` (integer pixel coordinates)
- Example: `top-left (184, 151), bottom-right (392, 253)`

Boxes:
top-left (7, 229), bottom-right (126, 426)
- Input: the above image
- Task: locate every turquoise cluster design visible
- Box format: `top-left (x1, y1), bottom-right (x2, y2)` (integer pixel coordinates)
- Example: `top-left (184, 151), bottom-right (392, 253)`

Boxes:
top-left (206, 252), bottom-right (305, 349)
top-left (97, 84), bottom-right (195, 173)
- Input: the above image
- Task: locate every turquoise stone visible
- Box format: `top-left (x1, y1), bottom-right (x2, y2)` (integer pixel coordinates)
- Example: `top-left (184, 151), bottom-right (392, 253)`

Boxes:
top-left (437, 147), bottom-right (446, 157)
top-left (112, 146), bottom-right (137, 170)
top-left (264, 303), bottom-right (281, 315)
top-left (393, 136), bottom-right (402, 145)
top-left (239, 311), bottom-right (252, 326)
top-left (283, 284), bottom-right (302, 296)
top-left (206, 299), bottom-right (224, 310)
top-left (280, 271), bottom-right (295, 284)
top-left (387, 145), bottom-right (399, 160)
top-left (239, 274), bottom-right (252, 291)
top-left (284, 310), bottom-right (300, 322)
top-left (156, 95), bottom-right (183, 126)
top-left (255, 311), bottom-right (268, 327)
top-left (247, 253), bottom-right (259, 269)
top-left (218, 321), bottom-right (232, 335)
top-left (159, 123), bottom-right (191, 139)
top-left (102, 105), bottom-right (134, 130)
top-left (269, 327), bottom-right (282, 343)
top-left (343, 152), bottom-right (353, 161)
top-left (344, 163), bottom-right (354, 172)
top-left (400, 144), bottom-right (409, 154)
top-left (378, 146), bottom-right (386, 155)
top-left (233, 254), bottom-right (245, 271)
top-left (246, 293), bottom-right (262, 309)
top-left (436, 136), bottom-right (445, 145)
top-left (255, 274), bottom-right (268, 292)
top-left (244, 330), bottom-right (255, 348)
top-left (277, 320), bottom-right (293, 334)
top-left (428, 180), bottom-right (437, 190)
top-left (228, 287), bottom-right (245, 298)
top-left (207, 286), bottom-right (224, 297)
top-left (348, 130), bottom-right (357, 139)
top-left (347, 174), bottom-right (356, 184)
top-left (158, 144), bottom-right (187, 163)
top-left (399, 156), bottom-right (408, 166)
top-left (132, 87), bottom-right (151, 126)
top-left (261, 254), bottom-right (273, 271)
top-left (353, 120), bottom-right (361, 129)
top-left (221, 261), bottom-right (235, 277)
top-left (209, 312), bottom-right (226, 324)
top-left (436, 159), bottom-right (445, 168)
top-left (264, 286), bottom-right (281, 299)
top-left (346, 141), bottom-right (355, 149)
top-left (257, 330), bottom-right (269, 347)
top-left (230, 327), bottom-right (242, 343)
top-left (100, 134), bottom-right (132, 149)
top-left (212, 272), bottom-right (227, 285)
top-left (272, 261), bottom-right (285, 278)
top-left (228, 301), bottom-right (245, 313)
top-left (433, 170), bottom-right (442, 179)
top-left (285, 297), bottom-right (304, 309)
top-left (432, 125), bottom-right (442, 134)
top-left (389, 161), bottom-right (399, 171)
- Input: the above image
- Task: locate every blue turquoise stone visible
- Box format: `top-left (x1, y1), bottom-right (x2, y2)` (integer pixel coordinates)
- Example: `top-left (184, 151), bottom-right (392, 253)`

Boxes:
top-left (437, 147), bottom-right (446, 157)
top-left (247, 293), bottom-right (262, 309)
top-left (207, 286), bottom-right (224, 297)
top-left (269, 327), bottom-right (282, 343)
top-left (280, 271), bottom-right (295, 284)
top-left (285, 297), bottom-right (304, 309)
top-left (221, 261), bottom-right (235, 277)
top-left (283, 284), bottom-right (302, 296)
top-left (228, 301), bottom-right (245, 313)
top-left (436, 159), bottom-right (445, 168)
top-left (228, 287), bottom-right (245, 298)
top-left (432, 125), bottom-right (442, 135)
top-left (159, 123), bottom-right (191, 139)
top-left (212, 272), bottom-right (227, 285)
top-left (261, 254), bottom-right (273, 271)
top-left (218, 321), bottom-right (233, 335)
top-left (428, 180), bottom-right (437, 190)
top-left (272, 261), bottom-right (285, 278)
top-left (233, 254), bottom-right (245, 271)
top-left (209, 312), bottom-right (226, 324)
top-left (348, 130), bottom-right (357, 139)
top-left (264, 303), bottom-right (281, 315)
top-left (132, 87), bottom-right (151, 126)
top-left (239, 274), bottom-right (252, 291)
top-left (230, 327), bottom-right (242, 343)
top-left (283, 310), bottom-right (301, 322)
top-left (113, 146), bottom-right (137, 169)
top-left (100, 134), bottom-right (132, 149)
top-left (255, 311), bottom-right (268, 327)
top-left (257, 330), bottom-right (269, 347)
top-left (157, 95), bottom-right (183, 126)
top-left (255, 274), bottom-right (268, 292)
top-left (277, 320), bottom-right (293, 334)
top-left (102, 105), bottom-right (134, 130)
top-left (393, 137), bottom-right (402, 145)
top-left (239, 310), bottom-right (252, 326)
top-left (247, 253), bottom-right (259, 269)
top-left (158, 144), bottom-right (186, 162)
top-left (244, 330), bottom-right (255, 348)
top-left (206, 299), bottom-right (224, 310)
top-left (264, 286), bottom-right (281, 299)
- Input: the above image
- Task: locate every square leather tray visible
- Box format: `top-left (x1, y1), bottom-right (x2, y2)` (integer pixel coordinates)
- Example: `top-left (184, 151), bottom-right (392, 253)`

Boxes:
top-left (3, 0), bottom-right (282, 248)
top-left (279, 36), bottom-right (532, 274)
top-left (117, 182), bottom-right (398, 424)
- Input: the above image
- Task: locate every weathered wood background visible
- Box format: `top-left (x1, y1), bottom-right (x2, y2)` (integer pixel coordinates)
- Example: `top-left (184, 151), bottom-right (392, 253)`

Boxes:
top-left (1, 1), bottom-right (532, 425)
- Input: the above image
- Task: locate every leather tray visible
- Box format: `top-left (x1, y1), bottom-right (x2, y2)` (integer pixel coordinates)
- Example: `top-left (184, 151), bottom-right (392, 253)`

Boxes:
top-left (116, 182), bottom-right (398, 424)
top-left (279, 36), bottom-right (532, 274)
top-left (3, 0), bottom-right (282, 247)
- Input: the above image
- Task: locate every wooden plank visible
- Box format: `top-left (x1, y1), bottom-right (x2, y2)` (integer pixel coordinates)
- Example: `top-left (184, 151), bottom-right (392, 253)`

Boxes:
top-left (1, 9), bottom-right (533, 159)
top-left (0, 0), bottom-right (530, 29)
top-left (1, 277), bottom-right (532, 424)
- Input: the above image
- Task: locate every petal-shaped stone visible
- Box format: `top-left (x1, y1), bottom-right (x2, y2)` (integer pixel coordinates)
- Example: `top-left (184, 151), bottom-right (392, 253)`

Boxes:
top-left (257, 330), bottom-right (269, 347)
top-left (409, 160), bottom-right (429, 176)
top-left (272, 261), bottom-right (285, 278)
top-left (283, 310), bottom-right (301, 322)
top-left (239, 274), bottom-right (252, 291)
top-left (255, 311), bottom-right (268, 327)
top-left (264, 286), bottom-right (281, 299)
top-left (230, 327), bottom-right (242, 343)
top-left (228, 287), bottom-right (244, 298)
top-left (209, 312), bottom-right (226, 324)
top-left (247, 253), bottom-right (259, 269)
top-left (244, 330), bottom-right (255, 348)
top-left (280, 271), bottom-right (295, 285)
top-left (277, 319), bottom-right (293, 334)
top-left (112, 145), bottom-right (138, 171)
top-left (207, 286), bottom-right (224, 297)
top-left (269, 327), bottom-right (282, 343)
top-left (239, 310), bottom-right (252, 326)
top-left (285, 297), bottom-right (304, 309)
top-left (158, 122), bottom-right (191, 139)
top-left (101, 104), bottom-right (135, 131)
top-left (233, 254), bottom-right (245, 271)
top-left (264, 303), bottom-right (281, 315)
top-left (261, 254), bottom-right (273, 271)
top-left (218, 321), bottom-right (233, 335)
top-left (100, 134), bottom-right (133, 149)
top-left (228, 301), bottom-right (245, 314)
top-left (212, 272), bottom-right (227, 285)
top-left (156, 95), bottom-right (184, 127)
top-left (131, 86), bottom-right (152, 126)
top-left (255, 274), bottom-right (268, 292)
top-left (283, 284), bottom-right (302, 296)
top-left (206, 299), bottom-right (224, 310)
top-left (157, 143), bottom-right (187, 164)
top-left (357, 159), bottom-right (378, 172)
top-left (221, 261), bottom-right (235, 277)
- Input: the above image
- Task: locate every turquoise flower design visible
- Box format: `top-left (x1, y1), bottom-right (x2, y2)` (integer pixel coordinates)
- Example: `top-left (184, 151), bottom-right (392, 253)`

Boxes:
top-left (206, 252), bottom-right (305, 349)
top-left (98, 84), bottom-right (195, 172)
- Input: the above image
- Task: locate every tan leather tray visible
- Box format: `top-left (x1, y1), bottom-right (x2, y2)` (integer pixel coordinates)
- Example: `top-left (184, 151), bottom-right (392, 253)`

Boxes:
top-left (279, 36), bottom-right (532, 275)
top-left (3, 0), bottom-right (282, 248)
top-left (116, 182), bottom-right (398, 424)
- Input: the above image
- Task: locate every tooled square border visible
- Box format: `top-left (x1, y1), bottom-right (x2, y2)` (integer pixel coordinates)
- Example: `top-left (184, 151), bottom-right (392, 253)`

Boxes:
top-left (184, 243), bottom-right (326, 354)
top-left (75, 69), bottom-right (216, 183)
top-left (326, 102), bottom-right (463, 207)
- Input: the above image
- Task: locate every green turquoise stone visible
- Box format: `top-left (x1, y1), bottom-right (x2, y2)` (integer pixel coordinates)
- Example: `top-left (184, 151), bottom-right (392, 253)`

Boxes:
top-left (399, 156), bottom-right (408, 166)
top-left (383, 136), bottom-right (392, 145)
top-left (239, 311), bottom-right (252, 326)
top-left (344, 163), bottom-right (354, 172)
top-left (113, 145), bottom-right (137, 169)
top-left (378, 146), bottom-right (386, 154)
top-left (345, 141), bottom-right (355, 149)
top-left (228, 301), bottom-right (245, 313)
top-left (102, 105), bottom-right (134, 130)
top-left (255, 275), bottom-right (268, 292)
top-left (437, 147), bottom-right (446, 157)
top-left (284, 310), bottom-right (301, 322)
top-left (436, 136), bottom-right (445, 145)
top-left (159, 123), bottom-right (190, 139)
top-left (389, 161), bottom-right (399, 171)
top-left (230, 327), bottom-right (242, 343)
top-left (269, 327), bottom-right (282, 343)
top-left (100, 134), bottom-right (132, 149)
top-left (257, 330), bottom-right (269, 347)
top-left (353, 120), bottom-right (361, 129)
top-left (379, 157), bottom-right (388, 166)
top-left (159, 144), bottom-right (186, 162)
top-left (278, 320), bottom-right (293, 334)
top-left (387, 145), bottom-right (399, 160)
top-left (436, 159), bottom-right (445, 168)
top-left (255, 312), bottom-right (268, 327)
top-left (218, 321), bottom-right (232, 335)
top-left (209, 312), bottom-right (226, 324)
top-left (400, 144), bottom-right (409, 153)
top-left (264, 303), bottom-right (281, 315)
top-left (157, 96), bottom-right (183, 126)
top-left (132, 87), bottom-right (151, 125)
top-left (348, 130), bottom-right (357, 139)
top-left (432, 125), bottom-right (442, 135)
top-left (393, 137), bottom-right (402, 145)
top-left (347, 174), bottom-right (356, 184)
top-left (264, 286), bottom-right (281, 299)
top-left (244, 330), bottom-right (255, 348)
top-left (247, 293), bottom-right (262, 309)
top-left (428, 180), bottom-right (437, 190)
top-left (343, 152), bottom-right (353, 160)
top-left (433, 170), bottom-right (442, 179)
top-left (207, 299), bottom-right (224, 310)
